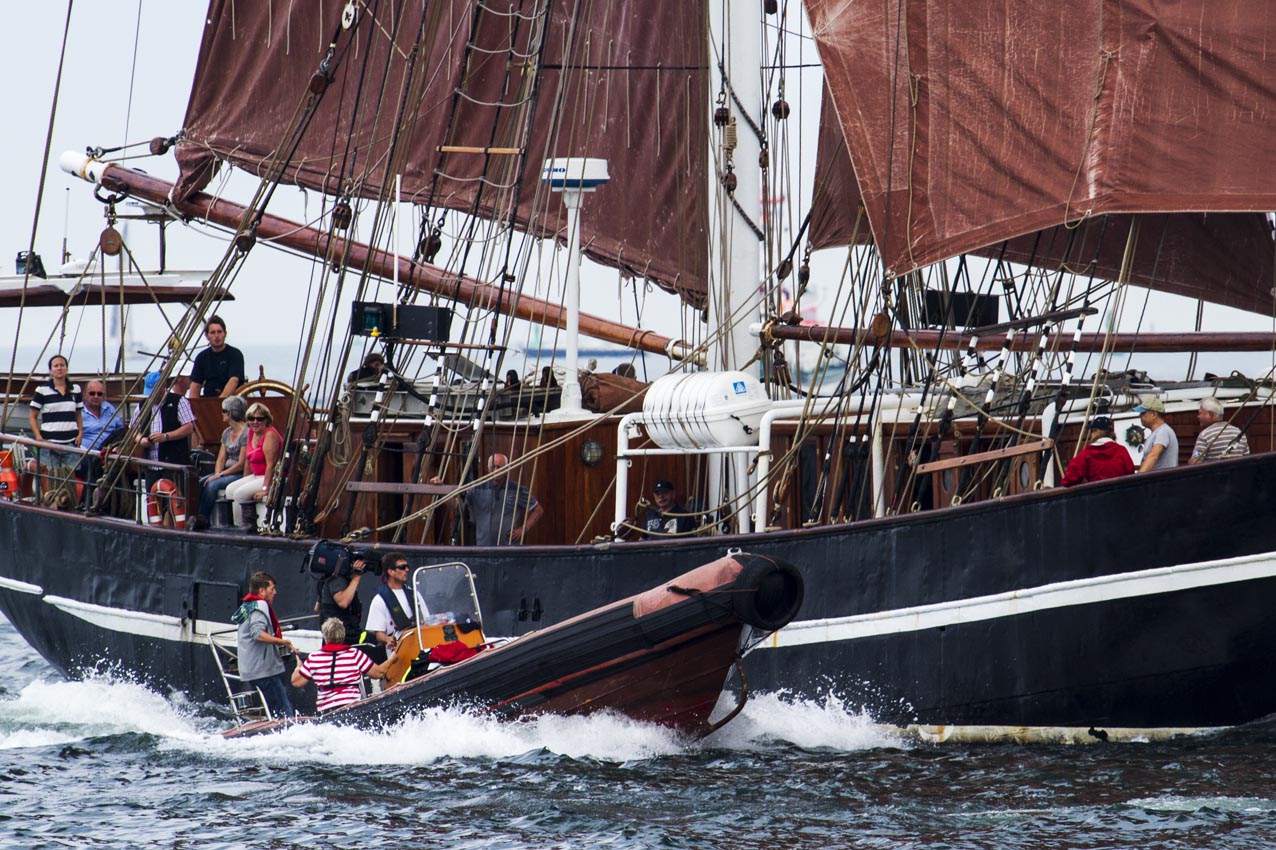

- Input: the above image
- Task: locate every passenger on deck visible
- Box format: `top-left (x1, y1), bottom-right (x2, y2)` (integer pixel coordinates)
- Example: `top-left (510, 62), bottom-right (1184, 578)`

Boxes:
top-left (80, 380), bottom-right (123, 451)
top-left (1189, 397), bottom-right (1250, 464)
top-left (133, 375), bottom-right (196, 470)
top-left (458, 453), bottom-right (544, 546)
top-left (191, 395), bottom-right (250, 530)
top-left (224, 402), bottom-right (281, 533)
top-left (642, 479), bottom-right (697, 537)
top-left (28, 354), bottom-right (83, 468)
top-left (76, 379), bottom-right (125, 504)
top-left (291, 618), bottom-right (394, 713)
top-left (1059, 417), bottom-right (1135, 487)
top-left (346, 351), bottom-right (386, 384)
top-left (234, 571), bottom-right (297, 718)
top-left (1134, 396), bottom-right (1179, 472)
top-left (189, 315), bottom-right (246, 399)
top-left (365, 553), bottom-right (428, 658)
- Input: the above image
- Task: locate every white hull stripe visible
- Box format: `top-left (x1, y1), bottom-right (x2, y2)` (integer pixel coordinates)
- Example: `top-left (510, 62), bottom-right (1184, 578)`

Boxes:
top-left (768, 550), bottom-right (1276, 649)
top-left (0, 575), bottom-right (43, 595)
top-left (40, 595), bottom-right (322, 652)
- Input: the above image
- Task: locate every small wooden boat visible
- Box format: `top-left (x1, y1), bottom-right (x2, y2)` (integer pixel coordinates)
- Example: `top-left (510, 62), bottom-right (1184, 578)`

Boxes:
top-left (223, 551), bottom-right (803, 739)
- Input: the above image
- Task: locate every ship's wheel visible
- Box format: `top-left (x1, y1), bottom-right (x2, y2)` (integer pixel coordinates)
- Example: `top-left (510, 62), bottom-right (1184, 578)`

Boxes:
top-left (234, 378), bottom-right (313, 435)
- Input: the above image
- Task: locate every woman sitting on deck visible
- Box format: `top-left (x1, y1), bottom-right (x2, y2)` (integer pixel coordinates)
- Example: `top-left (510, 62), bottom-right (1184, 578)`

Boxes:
top-left (223, 402), bottom-right (281, 533)
top-left (192, 395), bottom-right (249, 530)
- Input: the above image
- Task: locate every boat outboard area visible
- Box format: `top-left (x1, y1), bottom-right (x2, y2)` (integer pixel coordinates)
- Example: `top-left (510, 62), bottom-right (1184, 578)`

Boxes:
top-left (218, 551), bottom-right (804, 739)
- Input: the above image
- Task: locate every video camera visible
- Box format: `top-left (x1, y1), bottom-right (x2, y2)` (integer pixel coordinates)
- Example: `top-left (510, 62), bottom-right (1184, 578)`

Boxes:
top-left (303, 540), bottom-right (384, 580)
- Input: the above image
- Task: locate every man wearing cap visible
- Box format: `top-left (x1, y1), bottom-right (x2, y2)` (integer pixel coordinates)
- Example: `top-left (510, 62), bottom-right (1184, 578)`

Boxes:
top-left (642, 480), bottom-right (696, 537)
top-left (1134, 395), bottom-right (1179, 472)
top-left (1059, 417), bottom-right (1135, 487)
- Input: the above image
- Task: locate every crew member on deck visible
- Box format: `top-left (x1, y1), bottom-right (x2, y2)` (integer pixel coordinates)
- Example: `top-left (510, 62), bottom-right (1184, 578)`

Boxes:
top-left (1059, 417), bottom-right (1134, 487)
top-left (642, 480), bottom-right (696, 537)
top-left (1189, 397), bottom-right (1250, 464)
top-left (1133, 396), bottom-right (1179, 472)
top-left (346, 352), bottom-right (386, 384)
top-left (430, 453), bottom-right (543, 546)
top-left (189, 315), bottom-right (246, 399)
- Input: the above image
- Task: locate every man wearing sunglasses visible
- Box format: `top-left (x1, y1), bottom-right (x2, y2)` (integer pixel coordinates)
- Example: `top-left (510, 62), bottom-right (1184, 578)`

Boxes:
top-left (364, 552), bottom-right (428, 661)
top-left (80, 380), bottom-right (124, 452)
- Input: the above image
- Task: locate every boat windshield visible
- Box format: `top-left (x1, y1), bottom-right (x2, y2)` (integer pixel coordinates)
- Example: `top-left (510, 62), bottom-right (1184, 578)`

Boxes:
top-left (409, 562), bottom-right (482, 632)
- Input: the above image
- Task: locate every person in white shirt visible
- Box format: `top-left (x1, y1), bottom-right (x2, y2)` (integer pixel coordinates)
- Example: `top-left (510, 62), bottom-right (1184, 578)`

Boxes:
top-left (364, 552), bottom-right (428, 656)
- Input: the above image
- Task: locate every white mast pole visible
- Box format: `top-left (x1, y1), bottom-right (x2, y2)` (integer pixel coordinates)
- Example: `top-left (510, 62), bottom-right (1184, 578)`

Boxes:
top-left (707, 2), bottom-right (765, 373)
top-left (707, 2), bottom-right (765, 533)
top-left (542, 158), bottom-right (609, 420)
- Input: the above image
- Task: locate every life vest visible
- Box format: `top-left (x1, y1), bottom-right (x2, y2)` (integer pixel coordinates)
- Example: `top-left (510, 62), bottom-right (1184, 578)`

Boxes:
top-left (376, 585), bottom-right (415, 633)
top-left (156, 392), bottom-right (189, 466)
top-left (0, 450), bottom-right (17, 500)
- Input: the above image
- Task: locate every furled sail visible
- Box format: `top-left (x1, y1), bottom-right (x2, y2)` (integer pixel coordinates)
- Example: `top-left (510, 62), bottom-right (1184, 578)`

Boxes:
top-left (175, 0), bottom-right (708, 307)
top-left (806, 0), bottom-right (1276, 314)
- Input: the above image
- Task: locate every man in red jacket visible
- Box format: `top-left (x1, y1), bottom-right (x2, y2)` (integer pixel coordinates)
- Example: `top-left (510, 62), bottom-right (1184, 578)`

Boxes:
top-left (1060, 416), bottom-right (1135, 487)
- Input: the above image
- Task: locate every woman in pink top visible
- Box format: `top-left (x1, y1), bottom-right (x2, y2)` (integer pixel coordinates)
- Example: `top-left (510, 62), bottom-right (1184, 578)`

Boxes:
top-left (224, 402), bottom-right (282, 532)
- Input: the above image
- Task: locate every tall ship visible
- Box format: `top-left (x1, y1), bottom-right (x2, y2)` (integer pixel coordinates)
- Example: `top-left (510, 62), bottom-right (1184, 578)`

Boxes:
top-left (3, 0), bottom-right (1276, 737)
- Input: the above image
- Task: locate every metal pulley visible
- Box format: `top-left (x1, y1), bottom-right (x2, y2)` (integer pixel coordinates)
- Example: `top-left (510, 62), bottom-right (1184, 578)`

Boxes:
top-left (332, 200), bottom-right (353, 230)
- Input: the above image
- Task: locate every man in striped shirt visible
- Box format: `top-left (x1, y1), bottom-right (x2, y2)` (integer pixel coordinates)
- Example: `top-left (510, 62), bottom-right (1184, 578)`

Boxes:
top-left (1189, 397), bottom-right (1250, 464)
top-left (292, 618), bottom-right (395, 713)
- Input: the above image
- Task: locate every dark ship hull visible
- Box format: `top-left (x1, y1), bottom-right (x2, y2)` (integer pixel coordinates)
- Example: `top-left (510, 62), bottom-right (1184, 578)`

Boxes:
top-left (3, 452), bottom-right (1275, 731)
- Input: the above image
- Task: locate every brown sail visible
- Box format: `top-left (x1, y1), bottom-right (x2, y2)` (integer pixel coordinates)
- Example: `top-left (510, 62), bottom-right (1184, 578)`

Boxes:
top-left (806, 0), bottom-right (1276, 314)
top-left (175, 0), bottom-right (709, 307)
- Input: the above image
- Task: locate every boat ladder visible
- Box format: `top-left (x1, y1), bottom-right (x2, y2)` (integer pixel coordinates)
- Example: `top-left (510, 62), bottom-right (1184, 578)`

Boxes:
top-left (207, 627), bottom-right (274, 725)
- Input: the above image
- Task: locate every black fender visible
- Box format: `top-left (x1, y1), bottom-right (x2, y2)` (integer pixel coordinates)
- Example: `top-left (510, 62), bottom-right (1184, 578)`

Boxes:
top-left (730, 553), bottom-right (804, 631)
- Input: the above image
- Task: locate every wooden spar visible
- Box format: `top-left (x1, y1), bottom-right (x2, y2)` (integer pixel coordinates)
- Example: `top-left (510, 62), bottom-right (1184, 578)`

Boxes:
top-left (67, 157), bottom-right (695, 362)
top-left (763, 323), bottom-right (1276, 353)
top-left (0, 281), bottom-right (232, 309)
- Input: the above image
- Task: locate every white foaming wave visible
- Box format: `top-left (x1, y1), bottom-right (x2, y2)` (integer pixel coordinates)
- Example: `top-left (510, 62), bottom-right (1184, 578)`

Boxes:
top-left (185, 706), bottom-right (689, 765)
top-left (0, 675), bottom-right (208, 744)
top-left (1125, 796), bottom-right (1276, 814)
top-left (0, 727), bottom-right (81, 750)
top-left (707, 690), bottom-right (905, 751)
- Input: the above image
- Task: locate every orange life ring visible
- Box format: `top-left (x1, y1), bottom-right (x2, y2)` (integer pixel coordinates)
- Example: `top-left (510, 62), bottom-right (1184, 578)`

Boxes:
top-left (147, 479), bottom-right (187, 529)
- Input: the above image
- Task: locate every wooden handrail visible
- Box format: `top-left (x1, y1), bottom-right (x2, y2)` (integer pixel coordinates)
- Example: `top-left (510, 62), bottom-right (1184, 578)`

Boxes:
top-left (344, 481), bottom-right (453, 495)
top-left (916, 438), bottom-right (1054, 475)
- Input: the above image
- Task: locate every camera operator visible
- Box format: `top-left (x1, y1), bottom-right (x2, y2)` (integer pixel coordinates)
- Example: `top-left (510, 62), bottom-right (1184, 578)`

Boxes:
top-left (314, 554), bottom-right (372, 647)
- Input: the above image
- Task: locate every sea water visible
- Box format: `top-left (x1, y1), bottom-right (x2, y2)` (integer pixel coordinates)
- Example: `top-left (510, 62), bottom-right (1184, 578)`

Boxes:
top-left (2, 615), bottom-right (1276, 849)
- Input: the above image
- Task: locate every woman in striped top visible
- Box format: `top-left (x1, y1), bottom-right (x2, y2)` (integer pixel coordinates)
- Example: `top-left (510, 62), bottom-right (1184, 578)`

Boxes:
top-left (292, 618), bottom-right (395, 713)
top-left (28, 354), bottom-right (83, 467)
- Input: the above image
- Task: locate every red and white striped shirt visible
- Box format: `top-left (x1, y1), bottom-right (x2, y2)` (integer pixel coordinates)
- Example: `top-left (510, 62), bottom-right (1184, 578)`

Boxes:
top-left (297, 644), bottom-right (373, 712)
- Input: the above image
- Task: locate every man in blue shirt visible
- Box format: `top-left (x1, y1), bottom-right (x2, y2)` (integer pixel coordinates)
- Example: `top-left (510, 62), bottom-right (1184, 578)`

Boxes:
top-left (77, 379), bottom-right (125, 503)
top-left (81, 380), bottom-right (123, 450)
